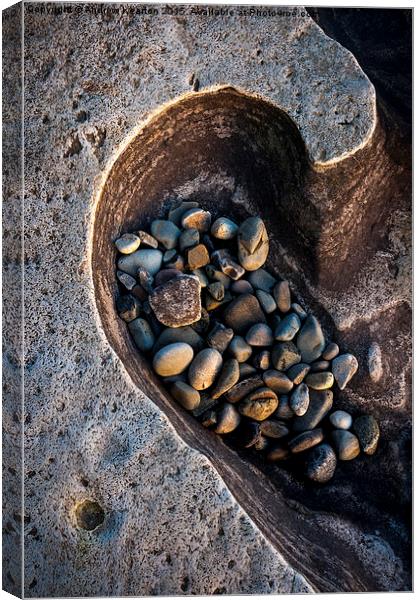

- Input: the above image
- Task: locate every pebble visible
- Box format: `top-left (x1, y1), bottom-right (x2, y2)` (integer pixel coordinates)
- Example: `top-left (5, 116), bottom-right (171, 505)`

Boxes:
top-left (228, 336), bottom-right (252, 363)
top-left (171, 381), bottom-right (201, 410)
top-left (266, 444), bottom-right (289, 461)
top-left (128, 318), bottom-right (155, 351)
top-left (332, 353), bottom-right (358, 390)
top-left (230, 280), bottom-right (253, 295)
top-left (206, 266), bottom-right (231, 289)
top-left (247, 268), bottom-right (276, 292)
top-left (253, 350), bottom-right (270, 370)
top-left (238, 387), bottom-right (278, 421)
top-left (255, 290), bottom-right (276, 314)
top-left (115, 233), bottom-right (141, 254)
top-left (287, 363), bottom-right (311, 385)
top-left (207, 282), bottom-right (225, 301)
top-left (149, 274), bottom-right (201, 327)
top-left (207, 322), bottom-right (234, 353)
top-left (118, 249), bottom-right (163, 277)
top-left (153, 342), bottom-right (194, 377)
top-left (116, 294), bottom-right (141, 322)
top-left (205, 290), bottom-right (233, 311)
top-left (214, 403), bottom-right (241, 434)
top-left (305, 372), bottom-right (334, 390)
top-left (290, 383), bottom-right (310, 416)
top-left (131, 284), bottom-right (148, 301)
top-left (331, 430), bottom-right (360, 460)
top-left (117, 270), bottom-right (137, 291)
top-left (218, 255), bottom-right (245, 280)
top-left (165, 253), bottom-right (185, 271)
top-left (271, 342), bottom-right (301, 371)
top-left (192, 268), bottom-right (209, 288)
top-left (150, 219), bottom-right (181, 250)
top-left (153, 326), bottom-right (204, 354)
top-left (274, 395), bottom-right (294, 420)
top-left (223, 293), bottom-right (266, 335)
top-left (273, 281), bottom-right (291, 313)
top-left (289, 428), bottom-right (324, 453)
top-left (181, 208), bottom-right (212, 232)
top-left (211, 359), bottom-right (240, 399)
top-left (353, 415), bottom-right (380, 455)
top-left (274, 313), bottom-right (301, 341)
top-left (329, 410), bottom-right (352, 430)
top-left (239, 363), bottom-right (257, 378)
top-left (188, 348), bottom-right (223, 390)
top-left (368, 342), bottom-right (383, 383)
top-left (237, 217), bottom-right (269, 271)
top-left (154, 268), bottom-right (181, 287)
top-left (163, 249), bottom-right (177, 263)
top-left (224, 375), bottom-right (264, 403)
top-left (310, 360), bottom-right (330, 372)
top-left (296, 315), bottom-right (325, 363)
top-left (137, 266), bottom-right (154, 292)
top-left (292, 390), bottom-right (333, 432)
top-left (168, 200), bottom-right (199, 225)
top-left (291, 303), bottom-right (307, 320)
top-left (186, 244), bottom-right (210, 270)
top-left (260, 420), bottom-right (289, 439)
top-left (211, 217), bottom-right (239, 240)
top-left (245, 323), bottom-right (273, 347)
top-left (137, 230), bottom-right (159, 249)
top-left (190, 308), bottom-right (210, 334)
top-left (322, 342), bottom-right (339, 361)
top-left (305, 443), bottom-right (337, 483)
top-left (179, 228), bottom-right (200, 252)
top-left (191, 394), bottom-right (218, 419)
top-left (263, 370), bottom-right (293, 393)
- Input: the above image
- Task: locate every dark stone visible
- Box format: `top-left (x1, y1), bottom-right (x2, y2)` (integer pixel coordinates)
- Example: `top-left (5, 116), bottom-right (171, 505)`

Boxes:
top-left (207, 322), bottom-right (234, 353)
top-left (149, 274), bottom-right (201, 327)
top-left (223, 293), bottom-right (266, 334)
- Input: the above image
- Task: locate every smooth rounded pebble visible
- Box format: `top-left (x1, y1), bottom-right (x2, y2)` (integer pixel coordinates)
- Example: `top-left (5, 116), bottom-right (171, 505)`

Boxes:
top-left (332, 353), bottom-right (359, 390)
top-left (128, 318), bottom-right (155, 352)
top-left (289, 428), bottom-right (324, 453)
top-left (211, 217), bottom-right (239, 240)
top-left (118, 249), bottom-right (163, 277)
top-left (115, 233), bottom-right (141, 254)
top-left (179, 228), bottom-right (200, 252)
top-left (153, 342), bottom-right (194, 377)
top-left (292, 390), bottom-right (333, 432)
top-left (291, 303), bottom-right (307, 320)
top-left (168, 200), bottom-right (199, 225)
top-left (287, 363), bottom-right (311, 384)
top-left (181, 207), bottom-right (212, 232)
top-left (353, 415), bottom-right (380, 455)
top-left (305, 371), bottom-right (334, 390)
top-left (171, 381), bottom-right (201, 410)
top-left (237, 217), bottom-right (269, 271)
top-left (263, 370), bottom-right (293, 393)
top-left (150, 219), bottom-right (181, 250)
top-left (273, 280), bottom-right (291, 313)
top-left (247, 268), bottom-right (276, 292)
top-left (223, 293), bottom-right (266, 335)
top-left (188, 348), bottom-right (223, 390)
top-left (331, 430), bottom-right (360, 460)
top-left (290, 383), bottom-right (310, 416)
top-left (153, 326), bottom-right (204, 354)
top-left (274, 395), bottom-right (295, 420)
top-left (214, 403), bottom-right (241, 434)
top-left (256, 290), bottom-right (277, 314)
top-left (310, 360), bottom-right (330, 372)
top-left (206, 265), bottom-right (231, 289)
top-left (253, 350), bottom-right (270, 370)
top-left (211, 359), bottom-right (240, 399)
top-left (305, 443), bottom-right (337, 483)
top-left (260, 420), bottom-right (289, 439)
top-left (322, 342), bottom-right (340, 361)
top-left (274, 313), bottom-right (301, 341)
top-left (228, 336), bottom-right (252, 363)
top-left (329, 410), bottom-right (352, 430)
top-left (116, 294), bottom-right (141, 322)
top-left (239, 363), bottom-right (257, 378)
top-left (230, 279), bottom-right (253, 295)
top-left (368, 342), bottom-right (383, 383)
top-left (238, 387), bottom-right (278, 421)
top-left (271, 342), bottom-right (301, 371)
top-left (245, 323), bottom-right (273, 347)
top-left (296, 315), bottom-right (325, 363)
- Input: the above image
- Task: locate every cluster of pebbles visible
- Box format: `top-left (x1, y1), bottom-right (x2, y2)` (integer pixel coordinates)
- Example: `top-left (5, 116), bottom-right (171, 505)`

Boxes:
top-left (115, 201), bottom-right (380, 483)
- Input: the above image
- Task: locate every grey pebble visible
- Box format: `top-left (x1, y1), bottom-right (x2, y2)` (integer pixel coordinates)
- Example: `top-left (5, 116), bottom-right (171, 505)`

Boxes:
top-left (290, 383), bottom-right (310, 416)
top-left (368, 342), bottom-right (383, 383)
top-left (171, 381), bottom-right (201, 411)
top-left (322, 342), bottom-right (339, 361)
top-left (239, 363), bottom-right (257, 378)
top-left (153, 325), bottom-right (204, 354)
top-left (192, 268), bottom-right (209, 288)
top-left (211, 217), bottom-right (239, 240)
top-left (305, 371), bottom-right (334, 390)
top-left (115, 233), bottom-right (141, 254)
top-left (223, 293), bottom-right (266, 335)
top-left (291, 303), bottom-right (307, 320)
top-left (137, 266), bottom-right (153, 293)
top-left (274, 313), bottom-right (301, 341)
top-left (296, 315), bottom-right (325, 363)
top-left (292, 389), bottom-right (333, 432)
top-left (116, 294), bottom-right (141, 322)
top-left (247, 268), bottom-right (276, 292)
top-left (179, 227), bottom-right (200, 252)
top-left (168, 200), bottom-right (199, 225)
top-left (214, 403), bottom-right (241, 434)
top-left (151, 219), bottom-right (181, 250)
top-left (118, 249), bottom-right (163, 277)
top-left (228, 336), bottom-right (253, 363)
top-left (230, 279), bottom-right (254, 295)
top-left (152, 342), bottom-right (194, 377)
top-left (207, 322), bottom-right (234, 353)
top-left (207, 281), bottom-right (225, 301)
top-left (245, 323), bottom-right (274, 347)
top-left (117, 270), bottom-right (137, 291)
top-left (163, 249), bottom-right (177, 263)
top-left (305, 443), bottom-right (337, 483)
top-left (137, 230), bottom-right (159, 249)
top-left (332, 353), bottom-right (358, 390)
top-left (128, 318), bottom-right (155, 352)
top-left (211, 359), bottom-right (240, 399)
top-left (273, 280), bottom-right (291, 313)
top-left (331, 430), bottom-right (360, 460)
top-left (271, 342), bottom-right (301, 371)
top-left (205, 265), bottom-right (231, 289)
top-left (263, 369), bottom-right (293, 393)
top-left (353, 415), bottom-right (380, 455)
top-left (329, 410), bottom-right (352, 430)
top-left (255, 290), bottom-right (277, 314)
top-left (188, 348), bottom-right (223, 390)
top-left (287, 363), bottom-right (311, 385)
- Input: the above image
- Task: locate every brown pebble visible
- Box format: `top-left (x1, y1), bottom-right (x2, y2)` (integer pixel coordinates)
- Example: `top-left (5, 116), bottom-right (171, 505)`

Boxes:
top-left (322, 342), bottom-right (340, 360)
top-left (263, 370), bottom-right (293, 393)
top-left (223, 293), bottom-right (266, 335)
top-left (154, 268), bottom-right (181, 287)
top-left (238, 387), bottom-right (278, 421)
top-left (224, 375), bottom-right (264, 403)
top-left (187, 244), bottom-right (210, 270)
top-left (266, 444), bottom-right (289, 461)
top-left (260, 420), bottom-right (289, 439)
top-left (273, 280), bottom-right (291, 313)
top-left (289, 428), bottom-right (324, 453)
top-left (171, 381), bottom-right (201, 410)
top-left (211, 359), bottom-right (240, 399)
top-left (214, 403), bottom-right (241, 434)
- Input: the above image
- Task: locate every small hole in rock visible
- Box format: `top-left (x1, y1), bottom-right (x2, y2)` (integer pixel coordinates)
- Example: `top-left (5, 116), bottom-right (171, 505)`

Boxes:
top-left (74, 499), bottom-right (105, 531)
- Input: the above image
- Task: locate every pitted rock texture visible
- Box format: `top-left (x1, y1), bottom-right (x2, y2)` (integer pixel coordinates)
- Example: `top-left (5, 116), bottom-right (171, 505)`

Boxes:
top-left (2, 2), bottom-right (410, 597)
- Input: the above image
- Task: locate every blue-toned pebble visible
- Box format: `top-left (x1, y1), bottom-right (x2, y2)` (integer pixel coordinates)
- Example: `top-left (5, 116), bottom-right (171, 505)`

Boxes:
top-left (256, 290), bottom-right (276, 314)
top-left (151, 219), bottom-right (181, 250)
top-left (115, 233), bottom-right (141, 254)
top-left (211, 217), bottom-right (239, 240)
top-left (274, 313), bottom-right (301, 341)
top-left (118, 249), bottom-right (163, 277)
top-left (296, 315), bottom-right (325, 363)
top-left (128, 318), bottom-right (155, 352)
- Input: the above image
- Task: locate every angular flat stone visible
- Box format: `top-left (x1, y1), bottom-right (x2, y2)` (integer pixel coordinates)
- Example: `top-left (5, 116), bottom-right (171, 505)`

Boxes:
top-left (149, 274), bottom-right (201, 327)
top-left (211, 359), bottom-right (240, 399)
top-left (287, 363), bottom-right (311, 385)
top-left (116, 294), bottom-right (141, 322)
top-left (290, 383), bottom-right (310, 416)
top-left (289, 428), bottom-right (324, 453)
top-left (332, 353), bottom-right (359, 390)
top-left (128, 317), bottom-right (155, 352)
top-left (271, 342), bottom-right (301, 371)
top-left (118, 249), bottom-right (163, 277)
top-left (296, 315), bottom-right (325, 363)
top-left (273, 281), bottom-right (291, 313)
top-left (237, 217), bottom-right (269, 271)
top-left (274, 313), bottom-right (301, 341)
top-left (238, 387), bottom-right (278, 421)
top-left (331, 430), bottom-right (360, 461)
top-left (292, 390), bottom-right (334, 432)
top-left (188, 348), bottom-right (223, 390)
top-left (223, 293), bottom-right (266, 335)
top-left (152, 342), bottom-right (194, 377)
top-left (353, 415), bottom-right (380, 455)
top-left (181, 207), bottom-right (212, 232)
top-left (305, 443), bottom-right (337, 483)
top-left (263, 370), bottom-right (293, 393)
top-left (207, 322), bottom-right (234, 353)
top-left (224, 375), bottom-right (264, 403)
top-left (186, 243), bottom-right (210, 270)
top-left (137, 230), bottom-right (159, 249)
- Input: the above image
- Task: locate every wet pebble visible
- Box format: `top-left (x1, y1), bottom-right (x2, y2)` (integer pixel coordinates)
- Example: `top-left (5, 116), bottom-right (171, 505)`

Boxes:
top-left (255, 290), bottom-right (277, 314)
top-left (228, 336), bottom-right (252, 363)
top-left (274, 313), bottom-right (301, 341)
top-left (353, 415), bottom-right (380, 455)
top-left (332, 353), bottom-right (358, 390)
top-left (149, 274), bottom-right (201, 327)
top-left (273, 280), bottom-right (291, 313)
top-left (188, 348), bottom-right (223, 390)
top-left (263, 370), bottom-right (293, 393)
top-left (207, 322), bottom-right (234, 353)
top-left (271, 342), bottom-right (301, 371)
top-left (296, 315), bottom-right (325, 363)
top-left (150, 219), bottom-right (181, 250)
top-left (331, 430), bottom-right (360, 460)
top-left (305, 371), bottom-right (334, 390)
top-left (289, 428), bottom-right (324, 453)
top-left (153, 342), bottom-right (194, 377)
top-left (287, 362), bottom-right (311, 385)
top-left (223, 293), bottom-right (266, 335)
top-left (238, 387), bottom-right (278, 421)
top-left (290, 383), bottom-right (310, 416)
top-left (118, 249), bottom-right (163, 277)
top-left (214, 403), bottom-right (241, 434)
top-left (181, 207), bottom-right (212, 232)
top-left (245, 323), bottom-right (273, 347)
top-left (305, 443), bottom-right (337, 483)
top-left (211, 217), bottom-right (239, 240)
top-left (171, 381), bottom-right (201, 410)
top-left (128, 318), bottom-right (155, 351)
top-left (329, 410), bottom-right (352, 430)
top-left (211, 359), bottom-right (240, 399)
top-left (115, 233), bottom-right (141, 254)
